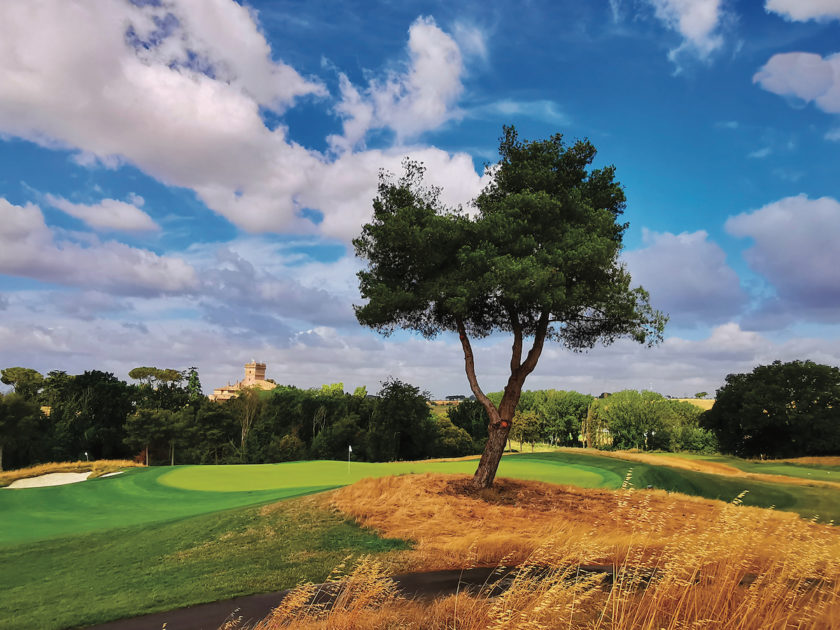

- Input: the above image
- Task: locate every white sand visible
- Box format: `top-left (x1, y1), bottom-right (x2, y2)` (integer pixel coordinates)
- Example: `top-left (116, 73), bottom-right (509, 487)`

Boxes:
top-left (5, 472), bottom-right (92, 489)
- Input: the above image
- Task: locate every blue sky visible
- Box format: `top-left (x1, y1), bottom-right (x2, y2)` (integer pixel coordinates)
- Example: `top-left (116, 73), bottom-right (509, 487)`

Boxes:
top-left (1, 0), bottom-right (839, 398)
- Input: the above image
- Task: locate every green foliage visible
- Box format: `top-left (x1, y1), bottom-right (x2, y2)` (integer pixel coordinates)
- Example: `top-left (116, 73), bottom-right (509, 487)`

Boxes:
top-left (447, 399), bottom-right (489, 448)
top-left (269, 432), bottom-right (307, 462)
top-left (695, 391), bottom-right (708, 399)
top-left (0, 367), bottom-right (44, 401)
top-left (432, 416), bottom-right (474, 457)
top-left (128, 366), bottom-right (183, 386)
top-left (0, 392), bottom-right (44, 470)
top-left (367, 379), bottom-right (435, 461)
top-left (310, 414), bottom-right (365, 460)
top-left (702, 359), bottom-right (840, 458)
top-left (510, 408), bottom-right (544, 450)
top-left (354, 127), bottom-right (666, 347)
top-left (47, 370), bottom-right (135, 462)
top-left (319, 382), bottom-right (345, 396)
top-left (185, 366), bottom-right (202, 402)
top-left (582, 391), bottom-right (717, 453)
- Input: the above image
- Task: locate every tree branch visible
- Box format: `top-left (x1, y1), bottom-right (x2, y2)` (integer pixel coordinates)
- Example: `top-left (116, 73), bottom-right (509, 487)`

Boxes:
top-left (456, 317), bottom-right (500, 423)
top-left (508, 307), bottom-right (523, 375)
top-left (519, 310), bottom-right (550, 378)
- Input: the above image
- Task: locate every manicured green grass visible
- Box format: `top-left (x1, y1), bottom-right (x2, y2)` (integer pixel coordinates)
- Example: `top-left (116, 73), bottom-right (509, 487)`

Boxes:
top-left (0, 496), bottom-right (408, 630)
top-left (158, 457), bottom-right (618, 492)
top-left (0, 467), bottom-right (335, 546)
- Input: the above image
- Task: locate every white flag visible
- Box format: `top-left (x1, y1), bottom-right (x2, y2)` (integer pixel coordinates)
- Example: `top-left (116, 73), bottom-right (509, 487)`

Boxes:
top-left (348, 445), bottom-right (353, 452)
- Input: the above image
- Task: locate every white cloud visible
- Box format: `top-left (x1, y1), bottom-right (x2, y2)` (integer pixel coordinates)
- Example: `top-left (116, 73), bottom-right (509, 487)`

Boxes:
top-left (826, 128), bottom-right (840, 141)
top-left (754, 52), bottom-right (840, 114)
top-left (623, 229), bottom-right (747, 326)
top-left (725, 194), bottom-right (840, 320)
top-left (748, 147), bottom-right (772, 158)
top-left (328, 16), bottom-right (466, 151)
top-left (470, 99), bottom-right (569, 124)
top-left (765, 0), bottom-right (840, 22)
top-left (451, 21), bottom-right (489, 61)
top-left (5, 293), bottom-right (840, 399)
top-left (44, 194), bottom-right (159, 232)
top-left (0, 2), bottom-right (482, 241)
top-left (0, 198), bottom-right (197, 295)
top-left (646, 0), bottom-right (726, 64)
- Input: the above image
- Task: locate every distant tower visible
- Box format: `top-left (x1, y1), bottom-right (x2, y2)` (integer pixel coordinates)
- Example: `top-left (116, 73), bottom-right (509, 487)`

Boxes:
top-left (244, 361), bottom-right (266, 385)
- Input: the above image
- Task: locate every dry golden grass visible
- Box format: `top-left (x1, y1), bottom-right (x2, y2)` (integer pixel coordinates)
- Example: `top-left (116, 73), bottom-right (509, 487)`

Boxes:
top-left (253, 474), bottom-right (840, 629)
top-left (0, 459), bottom-right (142, 487)
top-left (675, 397), bottom-right (715, 410)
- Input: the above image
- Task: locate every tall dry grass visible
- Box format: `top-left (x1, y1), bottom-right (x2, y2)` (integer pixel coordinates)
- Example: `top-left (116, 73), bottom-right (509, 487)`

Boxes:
top-left (0, 459), bottom-right (141, 487)
top-left (252, 473), bottom-right (840, 629)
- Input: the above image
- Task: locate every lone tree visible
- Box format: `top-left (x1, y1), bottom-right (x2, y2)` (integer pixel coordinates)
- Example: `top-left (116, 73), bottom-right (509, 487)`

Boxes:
top-left (354, 127), bottom-right (666, 488)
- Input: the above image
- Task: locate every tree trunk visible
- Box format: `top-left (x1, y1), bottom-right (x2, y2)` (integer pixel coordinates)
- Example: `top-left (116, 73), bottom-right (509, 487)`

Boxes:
top-left (144, 445), bottom-right (149, 467)
top-left (472, 421), bottom-right (513, 487)
top-left (0, 443), bottom-right (3, 472)
top-left (170, 440), bottom-right (174, 466)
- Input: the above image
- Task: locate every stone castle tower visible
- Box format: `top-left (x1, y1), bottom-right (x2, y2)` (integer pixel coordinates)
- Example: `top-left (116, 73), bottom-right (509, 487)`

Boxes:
top-left (243, 361), bottom-right (266, 385)
top-left (209, 361), bottom-right (274, 401)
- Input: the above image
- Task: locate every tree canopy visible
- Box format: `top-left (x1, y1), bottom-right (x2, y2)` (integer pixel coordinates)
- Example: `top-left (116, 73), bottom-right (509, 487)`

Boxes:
top-left (354, 126), bottom-right (666, 487)
top-left (701, 360), bottom-right (840, 458)
top-left (0, 367), bottom-right (44, 401)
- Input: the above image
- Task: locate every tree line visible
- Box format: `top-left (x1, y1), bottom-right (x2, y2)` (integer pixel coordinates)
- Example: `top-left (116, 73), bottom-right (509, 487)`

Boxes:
top-left (2, 358), bottom-right (837, 470)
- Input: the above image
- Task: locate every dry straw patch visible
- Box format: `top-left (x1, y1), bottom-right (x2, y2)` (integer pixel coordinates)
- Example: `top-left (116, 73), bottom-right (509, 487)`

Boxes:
top-left (259, 473), bottom-right (840, 629)
top-left (0, 459), bottom-right (141, 487)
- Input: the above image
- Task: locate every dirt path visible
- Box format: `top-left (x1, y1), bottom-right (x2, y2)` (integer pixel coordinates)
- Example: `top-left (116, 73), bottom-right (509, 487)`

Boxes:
top-left (81, 565), bottom-right (615, 630)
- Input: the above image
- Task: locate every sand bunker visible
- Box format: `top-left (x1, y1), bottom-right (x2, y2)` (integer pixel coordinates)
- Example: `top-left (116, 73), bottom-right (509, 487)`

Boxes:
top-left (5, 472), bottom-right (92, 489)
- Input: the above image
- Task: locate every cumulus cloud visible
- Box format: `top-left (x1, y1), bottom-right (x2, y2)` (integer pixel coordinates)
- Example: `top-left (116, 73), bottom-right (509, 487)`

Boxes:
top-left (765, 0), bottom-right (840, 22)
top-left (44, 194), bottom-right (159, 232)
top-left (623, 229), bottom-right (747, 326)
top-left (327, 16), bottom-right (466, 151)
top-left (0, 2), bottom-right (482, 241)
top-left (725, 194), bottom-right (840, 321)
top-left (754, 52), bottom-right (840, 114)
top-left (0, 198), bottom-right (197, 295)
top-left (645, 0), bottom-right (726, 64)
